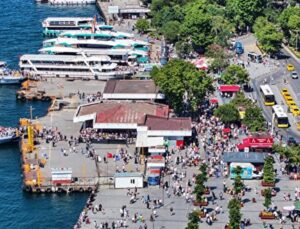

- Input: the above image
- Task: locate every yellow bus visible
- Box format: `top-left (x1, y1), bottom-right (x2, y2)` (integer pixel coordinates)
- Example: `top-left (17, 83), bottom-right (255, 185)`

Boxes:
top-left (260, 85), bottom-right (275, 106)
top-left (272, 105), bottom-right (289, 128)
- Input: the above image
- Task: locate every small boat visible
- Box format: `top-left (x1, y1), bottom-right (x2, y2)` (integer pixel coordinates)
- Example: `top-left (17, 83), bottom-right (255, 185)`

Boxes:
top-left (0, 61), bottom-right (25, 85)
top-left (0, 127), bottom-right (19, 145)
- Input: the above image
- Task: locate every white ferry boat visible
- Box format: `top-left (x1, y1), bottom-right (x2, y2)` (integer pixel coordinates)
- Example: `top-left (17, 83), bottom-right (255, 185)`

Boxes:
top-left (43, 37), bottom-right (149, 50)
top-left (42, 17), bottom-right (113, 37)
top-left (0, 127), bottom-right (19, 144)
top-left (59, 30), bottom-right (134, 40)
top-left (19, 54), bottom-right (135, 80)
top-left (0, 62), bottom-right (25, 85)
top-left (48, 0), bottom-right (95, 5)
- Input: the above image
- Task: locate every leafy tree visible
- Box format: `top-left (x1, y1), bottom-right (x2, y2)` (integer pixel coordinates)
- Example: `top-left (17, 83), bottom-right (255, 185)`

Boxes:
top-left (233, 166), bottom-right (244, 195)
top-left (175, 41), bottom-right (193, 58)
top-left (231, 92), bottom-right (253, 108)
top-left (162, 21), bottom-right (181, 43)
top-left (253, 17), bottom-right (283, 54)
top-left (263, 188), bottom-right (272, 209)
top-left (151, 59), bottom-right (213, 113)
top-left (135, 19), bottom-right (150, 33)
top-left (193, 164), bottom-right (208, 202)
top-left (226, 0), bottom-right (267, 32)
top-left (242, 106), bottom-right (266, 132)
top-left (279, 7), bottom-right (300, 36)
top-left (186, 210), bottom-right (200, 229)
top-left (263, 156), bottom-right (275, 183)
top-left (228, 198), bottom-right (242, 229)
top-left (214, 103), bottom-right (240, 124)
top-left (221, 65), bottom-right (249, 85)
top-left (180, 0), bottom-right (214, 51)
top-left (206, 44), bottom-right (230, 73)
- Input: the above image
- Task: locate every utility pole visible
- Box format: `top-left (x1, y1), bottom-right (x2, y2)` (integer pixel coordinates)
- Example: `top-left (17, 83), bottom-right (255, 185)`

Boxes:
top-left (29, 105), bottom-right (33, 122)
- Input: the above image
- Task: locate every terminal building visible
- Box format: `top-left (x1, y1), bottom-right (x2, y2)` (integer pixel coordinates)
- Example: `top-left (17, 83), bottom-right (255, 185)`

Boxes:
top-left (73, 101), bottom-right (192, 149)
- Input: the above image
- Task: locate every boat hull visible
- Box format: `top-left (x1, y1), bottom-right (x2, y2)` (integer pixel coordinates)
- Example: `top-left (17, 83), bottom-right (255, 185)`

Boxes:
top-left (0, 136), bottom-right (19, 145)
top-left (0, 76), bottom-right (25, 85)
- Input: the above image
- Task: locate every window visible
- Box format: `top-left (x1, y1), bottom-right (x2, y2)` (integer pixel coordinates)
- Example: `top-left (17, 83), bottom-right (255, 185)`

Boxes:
top-left (130, 179), bottom-right (135, 184)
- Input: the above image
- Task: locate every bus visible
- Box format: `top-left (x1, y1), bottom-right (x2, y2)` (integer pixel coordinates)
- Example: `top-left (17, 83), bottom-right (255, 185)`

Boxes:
top-left (272, 105), bottom-right (289, 128)
top-left (260, 85), bottom-right (276, 106)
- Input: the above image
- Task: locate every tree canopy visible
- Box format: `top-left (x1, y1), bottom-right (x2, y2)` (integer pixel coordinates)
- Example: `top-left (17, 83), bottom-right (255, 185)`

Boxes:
top-left (221, 64), bottom-right (249, 85)
top-left (135, 19), bottom-right (150, 33)
top-left (228, 198), bottom-right (242, 229)
top-left (253, 17), bottom-right (283, 54)
top-left (151, 59), bottom-right (213, 113)
top-left (242, 106), bottom-right (266, 132)
top-left (214, 103), bottom-right (240, 124)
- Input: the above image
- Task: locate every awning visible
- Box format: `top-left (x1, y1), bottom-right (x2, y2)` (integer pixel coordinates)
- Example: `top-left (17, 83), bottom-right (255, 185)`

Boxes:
top-left (243, 137), bottom-right (273, 148)
top-left (219, 85), bottom-right (240, 92)
top-left (223, 128), bottom-right (231, 134)
top-left (210, 98), bottom-right (218, 104)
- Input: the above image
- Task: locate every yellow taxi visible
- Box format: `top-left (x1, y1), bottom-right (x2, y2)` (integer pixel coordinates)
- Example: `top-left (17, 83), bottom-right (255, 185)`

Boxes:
top-left (287, 64), bottom-right (295, 71)
top-left (289, 102), bottom-right (298, 109)
top-left (290, 107), bottom-right (300, 116)
top-left (286, 97), bottom-right (295, 106)
top-left (283, 93), bottom-right (292, 100)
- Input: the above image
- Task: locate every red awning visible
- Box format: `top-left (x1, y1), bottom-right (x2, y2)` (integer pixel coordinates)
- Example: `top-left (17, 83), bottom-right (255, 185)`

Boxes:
top-left (237, 143), bottom-right (247, 150)
top-left (151, 155), bottom-right (163, 160)
top-left (219, 85), bottom-right (240, 92)
top-left (223, 128), bottom-right (231, 134)
top-left (242, 137), bottom-right (273, 148)
top-left (210, 98), bottom-right (218, 104)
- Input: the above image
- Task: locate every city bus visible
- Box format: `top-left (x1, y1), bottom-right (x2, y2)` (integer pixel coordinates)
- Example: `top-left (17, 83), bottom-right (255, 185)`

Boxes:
top-left (272, 105), bottom-right (289, 128)
top-left (260, 85), bottom-right (276, 106)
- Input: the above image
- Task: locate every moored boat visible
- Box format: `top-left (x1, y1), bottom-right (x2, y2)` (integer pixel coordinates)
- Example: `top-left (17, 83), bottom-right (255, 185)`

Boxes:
top-left (0, 61), bottom-right (25, 85)
top-left (0, 127), bottom-right (19, 145)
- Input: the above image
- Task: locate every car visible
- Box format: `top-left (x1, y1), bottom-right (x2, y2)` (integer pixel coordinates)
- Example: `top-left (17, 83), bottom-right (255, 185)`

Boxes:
top-left (286, 98), bottom-right (295, 106)
top-left (287, 137), bottom-right (298, 146)
top-left (290, 107), bottom-right (300, 116)
top-left (281, 88), bottom-right (289, 95)
top-left (291, 71), bottom-right (298, 79)
top-left (287, 64), bottom-right (295, 71)
top-left (283, 94), bottom-right (292, 100)
top-left (289, 102), bottom-right (298, 109)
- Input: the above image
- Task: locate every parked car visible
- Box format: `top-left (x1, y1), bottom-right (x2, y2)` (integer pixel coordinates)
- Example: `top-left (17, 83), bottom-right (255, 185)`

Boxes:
top-left (287, 137), bottom-right (298, 146)
top-left (291, 71), bottom-right (298, 79)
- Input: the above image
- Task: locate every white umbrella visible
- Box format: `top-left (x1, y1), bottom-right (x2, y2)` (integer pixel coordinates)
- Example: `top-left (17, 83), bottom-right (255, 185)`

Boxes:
top-left (283, 206), bottom-right (295, 211)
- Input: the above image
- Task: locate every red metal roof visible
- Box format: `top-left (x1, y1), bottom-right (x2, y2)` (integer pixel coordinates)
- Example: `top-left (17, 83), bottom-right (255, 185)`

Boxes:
top-left (143, 115), bottom-right (191, 131)
top-left (93, 102), bottom-right (169, 124)
top-left (219, 85), bottom-right (240, 92)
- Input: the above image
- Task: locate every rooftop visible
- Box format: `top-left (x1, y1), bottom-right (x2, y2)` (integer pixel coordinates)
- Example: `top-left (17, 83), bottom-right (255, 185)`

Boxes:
top-left (223, 152), bottom-right (268, 164)
top-left (114, 172), bottom-right (143, 178)
top-left (103, 80), bottom-right (160, 94)
top-left (143, 115), bottom-right (191, 131)
top-left (76, 101), bottom-right (169, 124)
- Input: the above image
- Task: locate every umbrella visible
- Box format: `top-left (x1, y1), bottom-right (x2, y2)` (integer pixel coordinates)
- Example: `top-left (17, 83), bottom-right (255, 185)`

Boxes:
top-left (223, 128), bottom-right (231, 134)
top-left (294, 201), bottom-right (300, 211)
top-left (210, 98), bottom-right (218, 104)
top-left (283, 206), bottom-right (295, 211)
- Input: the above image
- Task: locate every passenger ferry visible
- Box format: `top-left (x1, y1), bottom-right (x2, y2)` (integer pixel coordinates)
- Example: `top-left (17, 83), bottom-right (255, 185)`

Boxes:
top-left (19, 54), bottom-right (135, 80)
top-left (0, 61), bottom-right (25, 85)
top-left (48, 0), bottom-right (96, 5)
top-left (43, 37), bottom-right (149, 51)
top-left (59, 30), bottom-right (134, 40)
top-left (42, 17), bottom-right (113, 37)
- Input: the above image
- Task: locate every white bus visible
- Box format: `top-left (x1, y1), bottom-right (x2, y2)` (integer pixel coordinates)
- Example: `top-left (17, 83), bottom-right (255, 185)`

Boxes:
top-left (272, 105), bottom-right (289, 128)
top-left (260, 85), bottom-right (276, 106)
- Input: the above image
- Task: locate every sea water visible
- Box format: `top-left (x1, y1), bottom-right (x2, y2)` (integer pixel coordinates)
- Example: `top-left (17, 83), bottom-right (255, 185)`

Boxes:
top-left (0, 1), bottom-right (98, 228)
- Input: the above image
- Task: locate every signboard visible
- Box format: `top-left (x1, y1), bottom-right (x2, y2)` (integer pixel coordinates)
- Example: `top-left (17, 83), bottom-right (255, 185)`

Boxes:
top-left (243, 136), bottom-right (274, 148)
top-left (108, 6), bottom-right (119, 14)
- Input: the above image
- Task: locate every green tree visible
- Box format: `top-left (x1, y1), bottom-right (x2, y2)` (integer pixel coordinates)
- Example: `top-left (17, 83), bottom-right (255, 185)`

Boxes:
top-left (206, 44), bottom-right (230, 73)
top-left (221, 65), bottom-right (249, 85)
top-left (162, 21), bottom-right (181, 43)
top-left (228, 198), bottom-right (242, 229)
top-left (151, 59), bottom-right (213, 113)
top-left (263, 188), bottom-right (272, 209)
top-left (253, 17), bottom-right (283, 54)
top-left (233, 166), bottom-right (244, 195)
top-left (135, 19), bottom-right (150, 33)
top-left (214, 103), bottom-right (240, 124)
top-left (175, 41), bottom-right (193, 58)
top-left (226, 0), bottom-right (267, 32)
top-left (263, 156), bottom-right (275, 183)
top-left (186, 210), bottom-right (200, 229)
top-left (242, 106), bottom-right (266, 132)
top-left (231, 92), bottom-right (253, 108)
top-left (180, 0), bottom-right (214, 51)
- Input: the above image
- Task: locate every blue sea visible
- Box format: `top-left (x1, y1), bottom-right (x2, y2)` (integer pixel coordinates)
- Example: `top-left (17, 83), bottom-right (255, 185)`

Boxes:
top-left (0, 1), bottom-right (98, 228)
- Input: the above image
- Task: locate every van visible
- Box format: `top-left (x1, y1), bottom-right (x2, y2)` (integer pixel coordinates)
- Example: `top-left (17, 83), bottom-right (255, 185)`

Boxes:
top-left (248, 52), bottom-right (262, 63)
